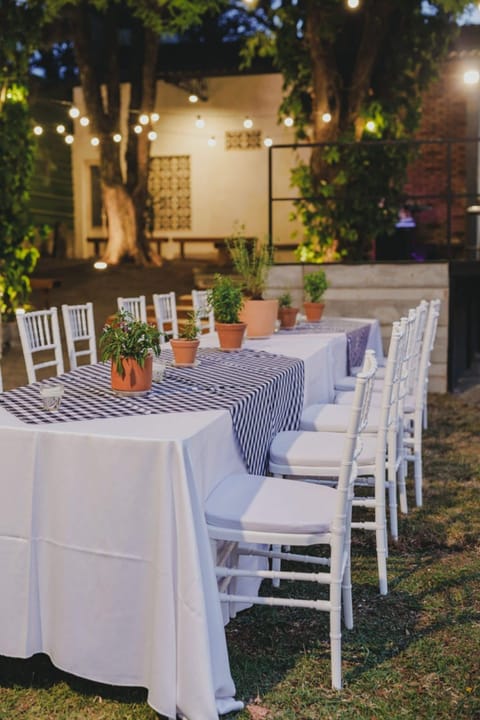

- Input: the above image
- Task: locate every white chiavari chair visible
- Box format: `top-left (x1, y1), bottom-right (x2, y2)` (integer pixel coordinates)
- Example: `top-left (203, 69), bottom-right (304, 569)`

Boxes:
top-left (152, 292), bottom-right (179, 339)
top-left (61, 302), bottom-right (97, 370)
top-left (117, 295), bottom-right (147, 323)
top-left (16, 307), bottom-right (64, 384)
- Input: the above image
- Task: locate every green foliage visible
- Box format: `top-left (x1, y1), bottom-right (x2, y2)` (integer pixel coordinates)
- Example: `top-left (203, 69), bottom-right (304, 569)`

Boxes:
top-left (303, 270), bottom-right (328, 303)
top-left (278, 292), bottom-right (292, 308)
top-left (207, 274), bottom-right (244, 324)
top-left (225, 227), bottom-right (272, 300)
top-left (0, 89), bottom-right (40, 320)
top-left (99, 310), bottom-right (161, 376)
top-left (180, 311), bottom-right (200, 340)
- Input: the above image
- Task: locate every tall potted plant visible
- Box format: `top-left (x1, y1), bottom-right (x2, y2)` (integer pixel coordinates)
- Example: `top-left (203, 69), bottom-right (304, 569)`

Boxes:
top-left (207, 274), bottom-right (246, 350)
top-left (303, 269), bottom-right (328, 322)
top-left (225, 230), bottom-right (278, 338)
top-left (170, 311), bottom-right (200, 366)
top-left (100, 309), bottom-right (161, 394)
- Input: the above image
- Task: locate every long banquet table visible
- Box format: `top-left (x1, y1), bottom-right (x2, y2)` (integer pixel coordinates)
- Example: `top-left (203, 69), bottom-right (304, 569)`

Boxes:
top-left (0, 321), bottom-right (381, 719)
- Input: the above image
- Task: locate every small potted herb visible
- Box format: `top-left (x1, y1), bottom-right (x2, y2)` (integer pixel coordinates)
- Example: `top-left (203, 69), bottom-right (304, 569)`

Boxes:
top-left (303, 269), bottom-right (328, 322)
top-left (225, 227), bottom-right (278, 338)
top-left (100, 309), bottom-right (161, 393)
top-left (278, 291), bottom-right (299, 329)
top-left (170, 311), bottom-right (200, 366)
top-left (207, 273), bottom-right (246, 350)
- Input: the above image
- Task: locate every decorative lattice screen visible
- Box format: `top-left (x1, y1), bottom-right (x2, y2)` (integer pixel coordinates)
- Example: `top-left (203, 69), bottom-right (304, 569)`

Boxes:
top-left (225, 130), bottom-right (262, 150)
top-left (148, 155), bottom-right (191, 231)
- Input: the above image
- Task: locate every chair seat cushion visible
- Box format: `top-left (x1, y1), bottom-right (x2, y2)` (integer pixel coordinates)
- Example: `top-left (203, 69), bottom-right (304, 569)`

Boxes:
top-left (300, 402), bottom-right (382, 434)
top-left (205, 473), bottom-right (337, 534)
top-left (269, 431), bottom-right (376, 471)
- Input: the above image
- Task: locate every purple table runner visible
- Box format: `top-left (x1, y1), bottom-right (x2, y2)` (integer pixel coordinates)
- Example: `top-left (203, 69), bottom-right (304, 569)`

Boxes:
top-left (0, 348), bottom-right (305, 475)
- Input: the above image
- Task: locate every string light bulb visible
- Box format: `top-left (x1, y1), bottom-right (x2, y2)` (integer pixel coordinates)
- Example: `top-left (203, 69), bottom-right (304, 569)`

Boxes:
top-left (79, 116), bottom-right (90, 127)
top-left (148, 130), bottom-right (157, 141)
top-left (464, 69), bottom-right (480, 85)
top-left (365, 120), bottom-right (376, 132)
top-left (134, 124), bottom-right (142, 134)
top-left (139, 113), bottom-right (149, 125)
top-left (113, 133), bottom-right (122, 143)
top-left (65, 134), bottom-right (74, 145)
top-left (322, 112), bottom-right (332, 123)
top-left (195, 115), bottom-right (205, 128)
top-left (347, 0), bottom-right (360, 8)
top-left (263, 137), bottom-right (273, 147)
top-left (90, 137), bottom-right (100, 146)
top-left (189, 94), bottom-right (199, 103)
top-left (283, 116), bottom-right (294, 127)
top-left (207, 136), bottom-right (216, 147)
top-left (56, 124), bottom-right (66, 134)
top-left (243, 116), bottom-right (253, 129)
top-left (69, 106), bottom-right (80, 119)
top-left (33, 125), bottom-right (43, 136)
top-left (150, 112), bottom-right (160, 122)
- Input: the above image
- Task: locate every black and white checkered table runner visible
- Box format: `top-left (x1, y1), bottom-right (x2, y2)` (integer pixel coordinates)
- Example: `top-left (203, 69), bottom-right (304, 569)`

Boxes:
top-left (0, 348), bottom-right (304, 475)
top-left (278, 318), bottom-right (371, 373)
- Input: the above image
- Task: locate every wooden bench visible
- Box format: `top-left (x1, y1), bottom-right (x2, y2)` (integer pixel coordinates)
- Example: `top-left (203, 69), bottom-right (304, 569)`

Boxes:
top-left (30, 278), bottom-right (62, 309)
top-left (87, 236), bottom-right (238, 261)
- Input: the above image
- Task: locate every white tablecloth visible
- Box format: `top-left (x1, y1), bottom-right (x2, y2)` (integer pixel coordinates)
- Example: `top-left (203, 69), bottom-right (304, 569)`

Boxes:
top-left (0, 327), bottom-right (369, 719)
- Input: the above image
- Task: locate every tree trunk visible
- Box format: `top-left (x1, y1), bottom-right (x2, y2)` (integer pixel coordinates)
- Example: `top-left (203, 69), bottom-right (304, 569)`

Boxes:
top-left (101, 184), bottom-right (138, 264)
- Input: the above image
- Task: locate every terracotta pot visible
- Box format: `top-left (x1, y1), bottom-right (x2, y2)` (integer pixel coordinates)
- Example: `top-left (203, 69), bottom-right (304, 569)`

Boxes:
top-left (239, 298), bottom-right (279, 338)
top-left (170, 338), bottom-right (200, 366)
top-left (278, 306), bottom-right (299, 329)
top-left (215, 322), bottom-right (247, 350)
top-left (303, 301), bottom-right (325, 323)
top-left (111, 356), bottom-right (153, 393)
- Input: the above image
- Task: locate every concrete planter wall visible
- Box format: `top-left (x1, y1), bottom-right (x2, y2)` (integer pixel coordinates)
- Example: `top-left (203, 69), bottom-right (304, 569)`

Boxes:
top-left (266, 262), bottom-right (449, 393)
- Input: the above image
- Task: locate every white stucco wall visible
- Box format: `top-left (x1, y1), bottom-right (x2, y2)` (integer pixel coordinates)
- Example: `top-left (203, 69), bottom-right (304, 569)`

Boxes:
top-left (72, 73), bottom-right (300, 258)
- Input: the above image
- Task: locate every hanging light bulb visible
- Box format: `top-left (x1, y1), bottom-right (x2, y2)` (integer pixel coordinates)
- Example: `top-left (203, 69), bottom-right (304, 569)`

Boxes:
top-left (464, 69), bottom-right (480, 85)
top-left (365, 120), bottom-right (376, 132)
top-left (69, 106), bottom-right (80, 119)
top-left (139, 113), bottom-right (149, 125)
top-left (243, 116), bottom-right (253, 129)
top-left (91, 137), bottom-right (100, 146)
top-left (56, 124), bottom-right (66, 134)
top-left (150, 112), bottom-right (160, 122)
top-left (263, 137), bottom-right (273, 147)
top-left (134, 124), bottom-right (143, 134)
top-left (347, 0), bottom-right (360, 8)
top-left (148, 130), bottom-right (157, 141)
top-left (79, 116), bottom-right (90, 127)
top-left (322, 112), bottom-right (332, 123)
top-left (189, 94), bottom-right (199, 103)
top-left (65, 134), bottom-right (74, 145)
top-left (207, 136), bottom-right (216, 147)
top-left (33, 125), bottom-right (43, 136)
top-left (283, 116), bottom-right (294, 127)
top-left (195, 115), bottom-right (205, 128)
top-left (113, 133), bottom-right (122, 143)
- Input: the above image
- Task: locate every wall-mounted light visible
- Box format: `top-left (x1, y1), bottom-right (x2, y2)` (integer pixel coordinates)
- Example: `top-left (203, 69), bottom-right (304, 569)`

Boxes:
top-left (464, 69), bottom-right (480, 85)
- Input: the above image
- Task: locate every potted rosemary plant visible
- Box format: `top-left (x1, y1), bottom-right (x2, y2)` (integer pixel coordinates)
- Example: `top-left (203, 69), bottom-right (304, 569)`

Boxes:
top-left (303, 269), bottom-right (328, 322)
top-left (170, 311), bottom-right (200, 366)
top-left (225, 229), bottom-right (278, 338)
top-left (100, 309), bottom-right (161, 394)
top-left (207, 273), bottom-right (246, 350)
top-left (278, 292), bottom-right (299, 329)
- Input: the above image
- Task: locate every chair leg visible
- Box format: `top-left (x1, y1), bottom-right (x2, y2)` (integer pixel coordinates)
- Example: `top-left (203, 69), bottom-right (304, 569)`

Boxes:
top-left (387, 456), bottom-right (398, 541)
top-left (330, 579), bottom-right (343, 690)
top-left (397, 451), bottom-right (409, 515)
top-left (375, 503), bottom-right (389, 596)
top-left (271, 544), bottom-right (281, 587)
top-left (342, 563), bottom-right (353, 630)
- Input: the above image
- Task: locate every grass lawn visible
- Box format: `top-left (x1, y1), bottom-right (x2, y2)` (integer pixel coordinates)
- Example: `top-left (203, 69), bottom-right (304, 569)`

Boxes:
top-left (0, 393), bottom-right (479, 720)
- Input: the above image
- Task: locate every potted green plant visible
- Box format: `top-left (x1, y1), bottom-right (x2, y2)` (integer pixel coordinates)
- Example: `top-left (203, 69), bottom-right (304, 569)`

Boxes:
top-left (99, 309), bottom-right (162, 393)
top-left (207, 273), bottom-right (246, 350)
top-left (170, 311), bottom-right (200, 366)
top-left (278, 292), bottom-right (299, 329)
top-left (225, 229), bottom-right (278, 338)
top-left (303, 269), bottom-right (329, 322)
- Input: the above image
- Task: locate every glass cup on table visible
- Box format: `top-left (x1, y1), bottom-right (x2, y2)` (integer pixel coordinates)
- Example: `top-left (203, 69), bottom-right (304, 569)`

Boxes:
top-left (39, 383), bottom-right (64, 411)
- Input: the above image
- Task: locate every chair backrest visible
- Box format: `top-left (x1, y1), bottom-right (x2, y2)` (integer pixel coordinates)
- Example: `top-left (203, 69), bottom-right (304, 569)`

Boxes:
top-left (61, 302), bottom-right (97, 370)
top-left (152, 292), bottom-right (179, 339)
top-left (117, 295), bottom-right (147, 323)
top-left (333, 349), bottom-right (378, 557)
top-left (16, 307), bottom-right (64, 384)
top-left (191, 289), bottom-right (215, 333)
top-left (406, 299), bottom-right (429, 395)
top-left (412, 299), bottom-right (441, 418)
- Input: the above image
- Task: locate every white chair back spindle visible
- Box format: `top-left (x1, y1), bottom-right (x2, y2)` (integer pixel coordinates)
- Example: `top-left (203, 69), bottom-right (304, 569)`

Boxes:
top-left (117, 295), bottom-right (147, 323)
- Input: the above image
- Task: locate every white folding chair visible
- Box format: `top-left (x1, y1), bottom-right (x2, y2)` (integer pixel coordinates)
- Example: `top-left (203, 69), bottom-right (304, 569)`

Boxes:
top-left (152, 292), bottom-right (179, 339)
top-left (205, 350), bottom-right (377, 690)
top-left (191, 289), bottom-right (215, 334)
top-left (16, 307), bottom-right (64, 384)
top-left (61, 302), bottom-right (97, 370)
top-left (117, 295), bottom-right (147, 323)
